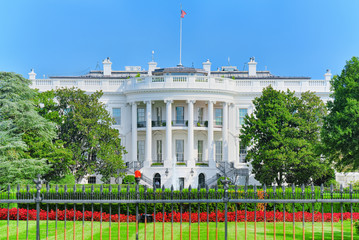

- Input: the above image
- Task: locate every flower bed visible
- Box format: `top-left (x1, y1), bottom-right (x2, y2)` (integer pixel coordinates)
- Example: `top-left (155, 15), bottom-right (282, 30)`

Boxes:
top-left (1, 208), bottom-right (359, 223)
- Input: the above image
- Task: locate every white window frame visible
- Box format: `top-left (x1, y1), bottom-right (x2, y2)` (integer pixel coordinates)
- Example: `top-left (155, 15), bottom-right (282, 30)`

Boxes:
top-left (112, 108), bottom-right (121, 125)
top-left (137, 140), bottom-right (145, 162)
top-left (215, 141), bottom-right (223, 162)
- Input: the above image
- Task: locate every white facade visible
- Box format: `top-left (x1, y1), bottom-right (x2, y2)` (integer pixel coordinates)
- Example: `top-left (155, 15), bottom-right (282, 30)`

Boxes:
top-left (29, 58), bottom-right (332, 188)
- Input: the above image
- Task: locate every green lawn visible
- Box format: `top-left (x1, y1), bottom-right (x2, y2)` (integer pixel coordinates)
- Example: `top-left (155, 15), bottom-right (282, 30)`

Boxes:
top-left (0, 220), bottom-right (356, 239)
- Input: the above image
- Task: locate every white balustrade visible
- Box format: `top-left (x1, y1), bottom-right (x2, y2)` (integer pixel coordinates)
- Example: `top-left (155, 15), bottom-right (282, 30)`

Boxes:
top-left (31, 76), bottom-right (330, 93)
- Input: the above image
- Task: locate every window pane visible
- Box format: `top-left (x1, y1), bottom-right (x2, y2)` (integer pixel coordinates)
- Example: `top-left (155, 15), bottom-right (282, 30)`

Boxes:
top-left (176, 107), bottom-right (184, 124)
top-left (157, 140), bottom-right (162, 162)
top-left (239, 109), bottom-right (247, 125)
top-left (239, 141), bottom-right (247, 163)
top-left (176, 140), bottom-right (184, 162)
top-left (215, 141), bottom-right (222, 161)
top-left (179, 178), bottom-right (185, 189)
top-left (198, 108), bottom-right (203, 122)
top-left (137, 108), bottom-right (145, 124)
top-left (198, 140), bottom-right (203, 162)
top-left (156, 107), bottom-right (162, 122)
top-left (137, 140), bottom-right (145, 161)
top-left (215, 108), bottom-right (223, 125)
top-left (113, 108), bottom-right (121, 125)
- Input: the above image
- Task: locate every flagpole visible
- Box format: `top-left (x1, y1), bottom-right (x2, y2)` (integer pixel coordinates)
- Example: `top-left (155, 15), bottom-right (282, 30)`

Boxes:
top-left (179, 5), bottom-right (183, 66)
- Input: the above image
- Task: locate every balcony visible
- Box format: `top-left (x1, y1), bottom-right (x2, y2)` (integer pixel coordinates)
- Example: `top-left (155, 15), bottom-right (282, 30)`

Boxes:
top-left (194, 121), bottom-right (207, 127)
top-left (173, 120), bottom-right (188, 126)
top-left (195, 158), bottom-right (209, 167)
top-left (152, 120), bottom-right (166, 127)
top-left (31, 76), bottom-right (331, 95)
top-left (176, 153), bottom-right (187, 166)
top-left (137, 121), bottom-right (146, 128)
top-left (151, 154), bottom-right (164, 167)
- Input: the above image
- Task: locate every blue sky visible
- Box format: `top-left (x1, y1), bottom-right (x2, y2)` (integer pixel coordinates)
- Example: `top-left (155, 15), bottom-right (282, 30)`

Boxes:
top-left (1, 0), bottom-right (358, 79)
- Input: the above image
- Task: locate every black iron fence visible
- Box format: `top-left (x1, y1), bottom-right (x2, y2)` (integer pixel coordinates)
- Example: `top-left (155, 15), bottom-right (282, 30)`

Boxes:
top-left (1, 175), bottom-right (359, 239)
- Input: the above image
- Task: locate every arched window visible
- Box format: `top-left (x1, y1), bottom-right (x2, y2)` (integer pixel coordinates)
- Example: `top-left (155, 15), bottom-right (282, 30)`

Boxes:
top-left (198, 173), bottom-right (205, 188)
top-left (153, 173), bottom-right (161, 189)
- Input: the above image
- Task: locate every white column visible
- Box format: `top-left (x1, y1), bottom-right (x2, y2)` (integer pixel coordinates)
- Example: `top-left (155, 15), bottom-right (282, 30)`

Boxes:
top-left (145, 101), bottom-right (152, 166)
top-left (165, 100), bottom-right (173, 168)
top-left (222, 102), bottom-right (228, 163)
top-left (208, 101), bottom-right (215, 167)
top-left (187, 100), bottom-right (195, 167)
top-left (131, 102), bottom-right (137, 162)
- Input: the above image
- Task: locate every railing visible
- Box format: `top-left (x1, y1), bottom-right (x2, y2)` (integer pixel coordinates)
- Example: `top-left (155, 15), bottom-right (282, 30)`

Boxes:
top-left (31, 76), bottom-right (331, 94)
top-left (195, 158), bottom-right (209, 167)
top-left (2, 176), bottom-right (358, 240)
top-left (173, 120), bottom-right (187, 126)
top-left (137, 121), bottom-right (146, 128)
top-left (152, 120), bottom-right (166, 127)
top-left (194, 120), bottom-right (207, 127)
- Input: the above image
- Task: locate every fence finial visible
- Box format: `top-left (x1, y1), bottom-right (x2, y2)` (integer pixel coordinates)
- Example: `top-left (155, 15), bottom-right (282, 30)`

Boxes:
top-left (33, 175), bottom-right (44, 191)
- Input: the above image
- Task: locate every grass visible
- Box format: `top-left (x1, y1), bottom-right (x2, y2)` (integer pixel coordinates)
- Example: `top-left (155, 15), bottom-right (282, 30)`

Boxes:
top-left (0, 220), bottom-right (356, 239)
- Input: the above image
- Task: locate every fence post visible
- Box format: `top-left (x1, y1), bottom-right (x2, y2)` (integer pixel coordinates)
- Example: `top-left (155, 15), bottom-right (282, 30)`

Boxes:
top-left (33, 174), bottom-right (43, 240)
top-left (221, 177), bottom-right (230, 240)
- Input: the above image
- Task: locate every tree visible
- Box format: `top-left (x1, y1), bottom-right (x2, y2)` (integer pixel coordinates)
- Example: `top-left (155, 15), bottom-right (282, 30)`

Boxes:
top-left (38, 88), bottom-right (126, 183)
top-left (0, 72), bottom-right (55, 186)
top-left (322, 57), bottom-right (359, 171)
top-left (240, 86), bottom-right (328, 185)
top-left (33, 90), bottom-right (74, 181)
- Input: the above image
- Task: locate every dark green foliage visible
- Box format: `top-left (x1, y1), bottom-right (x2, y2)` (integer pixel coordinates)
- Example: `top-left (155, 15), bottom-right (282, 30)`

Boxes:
top-left (122, 175), bottom-right (135, 184)
top-left (0, 72), bottom-right (56, 187)
top-left (322, 57), bottom-right (359, 171)
top-left (36, 88), bottom-right (127, 183)
top-left (240, 86), bottom-right (329, 186)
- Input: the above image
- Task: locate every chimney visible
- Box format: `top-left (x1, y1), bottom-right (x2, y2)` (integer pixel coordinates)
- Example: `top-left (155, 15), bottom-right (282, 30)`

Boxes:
top-left (103, 57), bottom-right (112, 76)
top-left (28, 69), bottom-right (36, 80)
top-left (202, 59), bottom-right (212, 76)
top-left (148, 61), bottom-right (157, 76)
top-left (324, 69), bottom-right (332, 81)
top-left (248, 57), bottom-right (257, 77)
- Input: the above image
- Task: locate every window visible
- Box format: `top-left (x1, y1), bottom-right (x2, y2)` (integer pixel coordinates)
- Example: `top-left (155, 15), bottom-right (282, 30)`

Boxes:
top-left (215, 141), bottom-right (223, 162)
top-left (112, 108), bottom-right (121, 125)
top-left (156, 107), bottom-right (162, 122)
top-left (137, 108), bottom-right (145, 127)
top-left (197, 140), bottom-right (203, 162)
top-left (215, 108), bottom-right (223, 125)
top-left (239, 109), bottom-right (248, 125)
top-left (239, 141), bottom-right (247, 163)
top-left (198, 108), bottom-right (203, 123)
top-left (176, 106), bottom-right (184, 125)
top-left (198, 173), bottom-right (205, 188)
top-left (176, 139), bottom-right (184, 162)
top-left (88, 176), bottom-right (96, 184)
top-left (137, 140), bottom-right (145, 162)
top-left (156, 140), bottom-right (162, 162)
top-left (153, 173), bottom-right (161, 189)
top-left (179, 177), bottom-right (185, 190)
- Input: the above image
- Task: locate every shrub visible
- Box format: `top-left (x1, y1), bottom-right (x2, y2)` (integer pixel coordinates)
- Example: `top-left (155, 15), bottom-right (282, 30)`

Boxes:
top-left (355, 220), bottom-right (359, 235)
top-left (49, 174), bottom-right (75, 185)
top-left (122, 175), bottom-right (135, 184)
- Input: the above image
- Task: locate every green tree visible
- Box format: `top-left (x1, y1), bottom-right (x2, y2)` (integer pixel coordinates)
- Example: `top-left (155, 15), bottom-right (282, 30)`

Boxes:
top-left (240, 86), bottom-right (328, 185)
top-left (39, 88), bottom-right (126, 182)
top-left (33, 90), bottom-right (74, 181)
top-left (0, 72), bottom-right (55, 186)
top-left (322, 57), bottom-right (359, 171)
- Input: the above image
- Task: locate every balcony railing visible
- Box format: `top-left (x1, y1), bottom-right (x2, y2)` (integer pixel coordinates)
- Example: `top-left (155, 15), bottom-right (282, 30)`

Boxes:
top-left (137, 121), bottom-right (146, 128)
top-left (195, 158), bottom-right (209, 167)
top-left (173, 120), bottom-right (187, 126)
top-left (31, 76), bottom-right (331, 94)
top-left (194, 121), bottom-right (207, 127)
top-left (152, 120), bottom-right (166, 127)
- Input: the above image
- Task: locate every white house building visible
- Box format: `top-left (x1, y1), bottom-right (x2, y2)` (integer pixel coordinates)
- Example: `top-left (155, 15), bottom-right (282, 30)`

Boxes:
top-left (29, 57), bottom-right (333, 189)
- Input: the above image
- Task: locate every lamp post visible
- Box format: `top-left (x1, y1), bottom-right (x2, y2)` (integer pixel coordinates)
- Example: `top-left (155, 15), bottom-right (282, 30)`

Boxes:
top-left (135, 170), bottom-right (141, 185)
